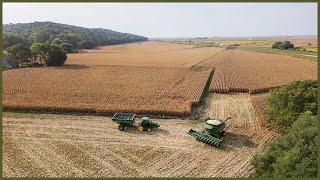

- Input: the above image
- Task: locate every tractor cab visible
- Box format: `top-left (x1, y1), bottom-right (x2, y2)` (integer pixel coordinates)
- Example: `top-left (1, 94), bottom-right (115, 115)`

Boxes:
top-left (139, 116), bottom-right (160, 131)
top-left (141, 116), bottom-right (150, 123)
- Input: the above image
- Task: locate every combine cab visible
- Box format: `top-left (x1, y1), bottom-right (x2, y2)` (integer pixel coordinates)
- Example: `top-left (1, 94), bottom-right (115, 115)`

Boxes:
top-left (187, 117), bottom-right (231, 147)
top-left (112, 113), bottom-right (160, 131)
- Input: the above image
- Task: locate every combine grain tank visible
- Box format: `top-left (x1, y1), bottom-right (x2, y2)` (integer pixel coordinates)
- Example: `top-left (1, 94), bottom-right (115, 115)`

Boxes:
top-left (187, 117), bottom-right (231, 147)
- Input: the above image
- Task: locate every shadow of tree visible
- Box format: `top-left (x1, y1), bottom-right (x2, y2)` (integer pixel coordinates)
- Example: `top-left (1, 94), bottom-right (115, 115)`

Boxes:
top-left (59, 64), bottom-right (90, 69)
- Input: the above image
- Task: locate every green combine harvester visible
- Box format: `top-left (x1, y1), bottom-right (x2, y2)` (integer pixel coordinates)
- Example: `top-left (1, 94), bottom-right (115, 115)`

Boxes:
top-left (187, 117), bottom-right (231, 147)
top-left (112, 113), bottom-right (160, 131)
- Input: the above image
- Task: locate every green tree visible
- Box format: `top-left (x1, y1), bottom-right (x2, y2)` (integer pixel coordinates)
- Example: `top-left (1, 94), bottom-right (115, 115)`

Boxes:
top-left (30, 30), bottom-right (50, 43)
top-left (264, 81), bottom-right (317, 130)
top-left (60, 42), bottom-right (73, 53)
top-left (30, 43), bottom-right (50, 65)
top-left (52, 38), bottom-right (62, 45)
top-left (251, 112), bottom-right (317, 177)
top-left (272, 41), bottom-right (294, 50)
top-left (272, 41), bottom-right (282, 49)
top-left (3, 33), bottom-right (26, 49)
top-left (281, 41), bottom-right (294, 49)
top-left (3, 22), bottom-right (148, 51)
top-left (6, 43), bottom-right (31, 68)
top-left (46, 45), bottom-right (67, 66)
top-left (79, 40), bottom-right (95, 49)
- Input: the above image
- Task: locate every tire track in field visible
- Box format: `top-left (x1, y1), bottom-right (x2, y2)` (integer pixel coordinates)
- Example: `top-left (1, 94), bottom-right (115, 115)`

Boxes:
top-left (190, 49), bottom-right (226, 68)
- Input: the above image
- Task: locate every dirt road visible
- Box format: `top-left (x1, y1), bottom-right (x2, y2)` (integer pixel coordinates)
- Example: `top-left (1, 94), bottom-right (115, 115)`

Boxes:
top-left (3, 94), bottom-right (278, 177)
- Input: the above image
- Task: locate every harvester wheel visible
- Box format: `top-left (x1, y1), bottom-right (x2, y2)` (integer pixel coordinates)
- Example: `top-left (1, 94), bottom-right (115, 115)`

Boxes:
top-left (138, 126), bottom-right (144, 132)
top-left (221, 130), bottom-right (226, 137)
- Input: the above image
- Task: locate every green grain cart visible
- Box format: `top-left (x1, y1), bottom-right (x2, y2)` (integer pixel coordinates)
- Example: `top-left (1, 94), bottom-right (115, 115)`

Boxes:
top-left (112, 113), bottom-right (160, 131)
top-left (187, 117), bottom-right (231, 147)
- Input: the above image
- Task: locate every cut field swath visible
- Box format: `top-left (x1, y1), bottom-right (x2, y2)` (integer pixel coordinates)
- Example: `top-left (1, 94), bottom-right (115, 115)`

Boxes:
top-left (3, 94), bottom-right (278, 177)
top-left (251, 94), bottom-right (268, 127)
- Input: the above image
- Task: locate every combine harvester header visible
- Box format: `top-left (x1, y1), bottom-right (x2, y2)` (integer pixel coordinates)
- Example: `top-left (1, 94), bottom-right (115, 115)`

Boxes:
top-left (187, 117), bottom-right (231, 147)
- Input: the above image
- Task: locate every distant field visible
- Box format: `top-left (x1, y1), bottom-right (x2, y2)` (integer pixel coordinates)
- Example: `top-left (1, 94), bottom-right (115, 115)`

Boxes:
top-left (238, 46), bottom-right (318, 61)
top-left (166, 38), bottom-right (317, 47)
top-left (196, 49), bottom-right (317, 94)
top-left (208, 40), bottom-right (274, 47)
top-left (3, 65), bottom-right (212, 116)
top-left (167, 38), bottom-right (318, 59)
top-left (165, 39), bottom-right (274, 47)
top-left (67, 41), bottom-right (224, 67)
top-left (290, 38), bottom-right (318, 48)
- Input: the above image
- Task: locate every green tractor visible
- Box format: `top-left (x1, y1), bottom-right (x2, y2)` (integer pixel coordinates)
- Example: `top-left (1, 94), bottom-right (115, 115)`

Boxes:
top-left (112, 113), bottom-right (160, 131)
top-left (187, 117), bottom-right (231, 147)
top-left (138, 116), bottom-right (160, 131)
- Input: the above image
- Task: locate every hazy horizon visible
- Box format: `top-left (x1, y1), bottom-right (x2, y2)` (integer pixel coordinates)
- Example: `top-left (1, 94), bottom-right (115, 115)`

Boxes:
top-left (3, 3), bottom-right (317, 38)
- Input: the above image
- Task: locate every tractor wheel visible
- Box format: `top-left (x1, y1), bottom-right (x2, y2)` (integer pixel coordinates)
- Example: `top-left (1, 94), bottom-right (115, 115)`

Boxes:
top-left (123, 125), bottom-right (128, 131)
top-left (118, 124), bottom-right (125, 131)
top-left (147, 128), bottom-right (151, 132)
top-left (138, 126), bottom-right (144, 132)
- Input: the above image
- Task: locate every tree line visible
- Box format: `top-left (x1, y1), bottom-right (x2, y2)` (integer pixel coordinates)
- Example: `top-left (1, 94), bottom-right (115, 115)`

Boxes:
top-left (5, 43), bottom-right (68, 67)
top-left (272, 41), bottom-right (294, 50)
top-left (3, 21), bottom-right (148, 68)
top-left (251, 80), bottom-right (317, 177)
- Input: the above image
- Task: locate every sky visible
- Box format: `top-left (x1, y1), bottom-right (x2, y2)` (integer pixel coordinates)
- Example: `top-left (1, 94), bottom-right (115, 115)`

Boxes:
top-left (3, 3), bottom-right (318, 38)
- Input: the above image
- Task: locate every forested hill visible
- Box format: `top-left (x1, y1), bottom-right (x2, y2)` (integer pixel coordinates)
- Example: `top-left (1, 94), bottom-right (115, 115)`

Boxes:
top-left (3, 21), bottom-right (148, 50)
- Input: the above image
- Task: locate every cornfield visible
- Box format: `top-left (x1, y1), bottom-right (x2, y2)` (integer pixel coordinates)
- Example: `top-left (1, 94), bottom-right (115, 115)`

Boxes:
top-left (196, 49), bottom-right (317, 93)
top-left (67, 41), bottom-right (224, 67)
top-left (3, 65), bottom-right (213, 117)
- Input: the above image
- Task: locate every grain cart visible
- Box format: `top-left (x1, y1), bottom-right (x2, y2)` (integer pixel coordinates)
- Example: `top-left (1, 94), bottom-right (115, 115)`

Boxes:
top-left (187, 117), bottom-right (231, 147)
top-left (112, 113), bottom-right (160, 131)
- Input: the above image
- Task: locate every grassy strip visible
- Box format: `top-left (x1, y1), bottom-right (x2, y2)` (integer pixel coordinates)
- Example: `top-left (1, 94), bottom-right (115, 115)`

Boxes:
top-left (238, 46), bottom-right (317, 61)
